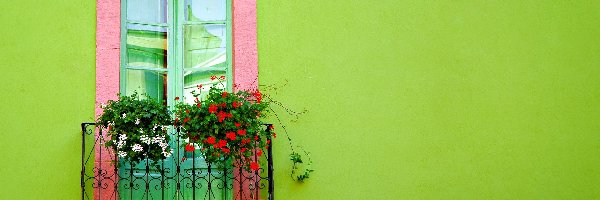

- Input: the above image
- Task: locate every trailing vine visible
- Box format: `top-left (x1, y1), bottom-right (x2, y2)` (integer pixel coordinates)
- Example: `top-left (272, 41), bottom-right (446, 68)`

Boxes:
top-left (260, 81), bottom-right (314, 182)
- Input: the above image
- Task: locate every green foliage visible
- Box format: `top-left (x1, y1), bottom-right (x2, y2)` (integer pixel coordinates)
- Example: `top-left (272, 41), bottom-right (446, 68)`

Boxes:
top-left (174, 81), bottom-right (271, 171)
top-left (290, 149), bottom-right (314, 182)
top-left (96, 92), bottom-right (173, 168)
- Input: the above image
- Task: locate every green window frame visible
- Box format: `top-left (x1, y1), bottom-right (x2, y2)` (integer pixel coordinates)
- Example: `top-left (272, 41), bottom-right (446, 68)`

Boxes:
top-left (119, 0), bottom-right (233, 108)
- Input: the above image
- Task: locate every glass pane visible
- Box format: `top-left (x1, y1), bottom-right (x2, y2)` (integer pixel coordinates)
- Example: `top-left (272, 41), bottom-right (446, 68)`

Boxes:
top-left (185, 0), bottom-right (226, 21)
top-left (127, 0), bottom-right (168, 23)
top-left (125, 69), bottom-right (168, 102)
top-left (127, 24), bottom-right (168, 69)
top-left (183, 24), bottom-right (226, 69)
top-left (183, 70), bottom-right (226, 104)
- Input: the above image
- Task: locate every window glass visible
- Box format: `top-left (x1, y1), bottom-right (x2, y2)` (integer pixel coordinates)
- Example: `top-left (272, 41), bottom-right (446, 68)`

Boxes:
top-left (126, 24), bottom-right (168, 69)
top-left (183, 24), bottom-right (226, 69)
top-left (185, 0), bottom-right (226, 21)
top-left (125, 69), bottom-right (167, 101)
top-left (127, 0), bottom-right (168, 23)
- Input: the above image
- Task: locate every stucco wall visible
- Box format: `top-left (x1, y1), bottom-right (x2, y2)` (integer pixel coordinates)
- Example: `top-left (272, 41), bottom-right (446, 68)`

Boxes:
top-left (0, 1), bottom-right (96, 199)
top-left (258, 1), bottom-right (600, 199)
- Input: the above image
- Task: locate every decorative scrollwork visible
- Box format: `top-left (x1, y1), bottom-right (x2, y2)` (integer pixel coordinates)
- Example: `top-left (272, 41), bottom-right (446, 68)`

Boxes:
top-left (81, 123), bottom-right (274, 200)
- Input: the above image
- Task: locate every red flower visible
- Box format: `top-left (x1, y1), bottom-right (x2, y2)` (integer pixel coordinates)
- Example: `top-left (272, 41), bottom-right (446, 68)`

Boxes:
top-left (217, 111), bottom-right (228, 122)
top-left (256, 150), bottom-right (263, 156)
top-left (237, 129), bottom-right (247, 136)
top-left (253, 90), bottom-right (262, 103)
top-left (210, 75), bottom-right (217, 80)
top-left (214, 139), bottom-right (227, 148)
top-left (183, 117), bottom-right (190, 123)
top-left (250, 162), bottom-right (260, 171)
top-left (268, 125), bottom-right (274, 130)
top-left (174, 118), bottom-right (179, 125)
top-left (226, 132), bottom-right (236, 141)
top-left (267, 140), bottom-right (271, 144)
top-left (219, 102), bottom-right (227, 108)
top-left (174, 96), bottom-right (180, 101)
top-left (254, 135), bottom-right (259, 141)
top-left (185, 109), bottom-right (190, 114)
top-left (241, 148), bottom-right (247, 153)
top-left (185, 144), bottom-right (195, 152)
top-left (241, 138), bottom-right (250, 145)
top-left (234, 122), bottom-right (241, 127)
top-left (221, 147), bottom-right (230, 154)
top-left (181, 157), bottom-right (187, 162)
top-left (232, 101), bottom-right (240, 108)
top-left (197, 103), bottom-right (201, 108)
top-left (272, 133), bottom-right (277, 138)
top-left (220, 75), bottom-right (226, 80)
top-left (197, 84), bottom-right (203, 89)
top-left (208, 104), bottom-right (218, 113)
top-left (206, 136), bottom-right (216, 144)
top-left (221, 91), bottom-right (228, 98)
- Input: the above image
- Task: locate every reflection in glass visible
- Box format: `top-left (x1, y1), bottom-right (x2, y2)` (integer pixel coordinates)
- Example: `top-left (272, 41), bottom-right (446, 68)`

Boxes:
top-left (127, 0), bottom-right (168, 23)
top-left (183, 70), bottom-right (226, 104)
top-left (185, 0), bottom-right (226, 21)
top-left (184, 24), bottom-right (226, 69)
top-left (125, 69), bottom-right (167, 102)
top-left (126, 24), bottom-right (168, 69)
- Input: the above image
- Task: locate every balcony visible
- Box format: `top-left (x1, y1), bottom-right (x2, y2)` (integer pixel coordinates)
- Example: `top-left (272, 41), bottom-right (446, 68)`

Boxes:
top-left (80, 123), bottom-right (274, 200)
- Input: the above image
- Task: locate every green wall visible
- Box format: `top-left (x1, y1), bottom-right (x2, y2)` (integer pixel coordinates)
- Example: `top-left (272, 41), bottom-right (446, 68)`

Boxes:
top-left (258, 1), bottom-right (600, 199)
top-left (0, 1), bottom-right (96, 199)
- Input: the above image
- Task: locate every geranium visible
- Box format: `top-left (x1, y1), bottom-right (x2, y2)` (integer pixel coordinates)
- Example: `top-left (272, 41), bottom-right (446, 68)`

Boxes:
top-left (174, 81), bottom-right (270, 171)
top-left (226, 132), bottom-right (236, 140)
top-left (250, 162), bottom-right (260, 171)
top-left (206, 136), bottom-right (216, 144)
top-left (185, 144), bottom-right (195, 152)
top-left (208, 104), bottom-right (218, 113)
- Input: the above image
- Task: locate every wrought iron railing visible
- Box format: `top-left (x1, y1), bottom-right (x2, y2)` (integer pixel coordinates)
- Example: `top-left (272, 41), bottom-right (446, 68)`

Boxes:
top-left (80, 123), bottom-right (274, 200)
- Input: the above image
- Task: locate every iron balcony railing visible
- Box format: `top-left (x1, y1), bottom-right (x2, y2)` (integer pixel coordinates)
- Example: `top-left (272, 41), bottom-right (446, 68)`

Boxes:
top-left (80, 123), bottom-right (274, 200)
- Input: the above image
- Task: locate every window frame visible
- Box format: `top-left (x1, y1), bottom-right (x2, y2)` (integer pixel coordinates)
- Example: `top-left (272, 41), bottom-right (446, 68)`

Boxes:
top-left (119, 0), bottom-right (233, 109)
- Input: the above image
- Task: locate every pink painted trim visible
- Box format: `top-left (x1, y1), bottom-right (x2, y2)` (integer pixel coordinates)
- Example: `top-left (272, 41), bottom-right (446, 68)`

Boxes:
top-left (233, 0), bottom-right (259, 91)
top-left (96, 0), bottom-right (121, 199)
top-left (232, 0), bottom-right (260, 199)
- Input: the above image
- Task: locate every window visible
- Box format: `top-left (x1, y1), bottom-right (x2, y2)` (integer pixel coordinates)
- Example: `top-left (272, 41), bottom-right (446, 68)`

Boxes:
top-left (120, 0), bottom-right (232, 105)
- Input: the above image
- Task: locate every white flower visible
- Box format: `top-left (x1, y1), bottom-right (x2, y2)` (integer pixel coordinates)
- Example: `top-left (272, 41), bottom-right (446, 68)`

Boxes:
top-left (152, 136), bottom-right (165, 144)
top-left (132, 144), bottom-right (143, 152)
top-left (118, 134), bottom-right (127, 141)
top-left (135, 118), bottom-right (140, 125)
top-left (162, 149), bottom-right (173, 158)
top-left (121, 113), bottom-right (127, 118)
top-left (140, 135), bottom-right (151, 144)
top-left (118, 151), bottom-right (127, 158)
top-left (159, 141), bottom-right (169, 149)
top-left (117, 141), bottom-right (126, 149)
top-left (139, 129), bottom-right (144, 134)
